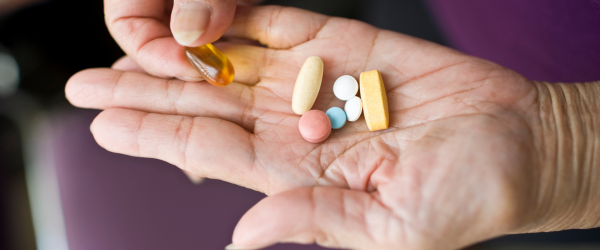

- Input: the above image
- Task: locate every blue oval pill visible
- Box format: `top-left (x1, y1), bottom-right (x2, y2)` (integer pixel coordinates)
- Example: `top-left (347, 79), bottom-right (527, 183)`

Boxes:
top-left (326, 107), bottom-right (347, 129)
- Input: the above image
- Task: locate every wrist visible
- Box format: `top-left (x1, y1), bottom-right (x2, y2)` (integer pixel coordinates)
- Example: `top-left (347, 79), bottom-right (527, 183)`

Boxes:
top-left (528, 81), bottom-right (600, 232)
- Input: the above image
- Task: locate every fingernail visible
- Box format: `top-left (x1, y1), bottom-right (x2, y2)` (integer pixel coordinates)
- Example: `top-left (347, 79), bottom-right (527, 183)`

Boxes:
top-left (175, 75), bottom-right (204, 82)
top-left (172, 1), bottom-right (211, 46)
top-left (225, 243), bottom-right (254, 250)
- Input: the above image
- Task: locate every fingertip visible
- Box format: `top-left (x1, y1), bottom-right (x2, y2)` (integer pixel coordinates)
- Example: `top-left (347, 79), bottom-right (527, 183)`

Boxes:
top-left (66, 68), bottom-right (112, 107)
top-left (65, 69), bottom-right (86, 104)
top-left (232, 188), bottom-right (312, 248)
top-left (174, 31), bottom-right (204, 47)
top-left (90, 108), bottom-right (142, 154)
top-left (171, 0), bottom-right (237, 47)
top-left (90, 109), bottom-right (122, 136)
top-left (171, 0), bottom-right (211, 46)
top-left (90, 109), bottom-right (115, 150)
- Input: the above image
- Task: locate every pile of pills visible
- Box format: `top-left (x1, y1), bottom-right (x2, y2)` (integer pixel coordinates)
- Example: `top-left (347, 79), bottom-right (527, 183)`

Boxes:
top-left (292, 56), bottom-right (390, 143)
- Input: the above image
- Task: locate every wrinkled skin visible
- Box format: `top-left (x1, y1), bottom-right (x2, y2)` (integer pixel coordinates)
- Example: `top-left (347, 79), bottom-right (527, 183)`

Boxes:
top-left (67, 6), bottom-right (547, 250)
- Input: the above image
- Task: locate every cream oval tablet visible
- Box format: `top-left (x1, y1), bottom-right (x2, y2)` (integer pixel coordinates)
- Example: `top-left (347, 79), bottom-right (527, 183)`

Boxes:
top-left (292, 56), bottom-right (324, 115)
top-left (344, 96), bottom-right (362, 122)
top-left (333, 75), bottom-right (358, 101)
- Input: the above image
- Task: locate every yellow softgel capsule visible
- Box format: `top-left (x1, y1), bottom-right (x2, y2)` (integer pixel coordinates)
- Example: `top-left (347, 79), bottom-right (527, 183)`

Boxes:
top-left (359, 70), bottom-right (389, 131)
top-left (185, 44), bottom-right (235, 86)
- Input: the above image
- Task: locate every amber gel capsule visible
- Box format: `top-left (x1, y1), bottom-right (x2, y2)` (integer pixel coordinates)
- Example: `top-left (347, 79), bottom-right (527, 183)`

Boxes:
top-left (184, 44), bottom-right (235, 86)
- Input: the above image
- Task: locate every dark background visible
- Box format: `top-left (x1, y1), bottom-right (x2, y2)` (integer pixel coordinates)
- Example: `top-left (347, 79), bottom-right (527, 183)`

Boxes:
top-left (0, 0), bottom-right (598, 249)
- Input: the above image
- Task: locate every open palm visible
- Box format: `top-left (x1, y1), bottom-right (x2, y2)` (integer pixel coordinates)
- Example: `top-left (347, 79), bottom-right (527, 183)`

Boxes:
top-left (67, 6), bottom-right (546, 250)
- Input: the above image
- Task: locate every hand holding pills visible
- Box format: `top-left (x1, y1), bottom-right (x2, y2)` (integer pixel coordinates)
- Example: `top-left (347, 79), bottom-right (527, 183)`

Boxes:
top-left (104, 0), bottom-right (264, 81)
top-left (71, 5), bottom-right (581, 250)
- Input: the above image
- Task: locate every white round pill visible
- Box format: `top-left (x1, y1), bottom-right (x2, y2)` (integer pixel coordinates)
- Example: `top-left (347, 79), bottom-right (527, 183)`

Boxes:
top-left (344, 96), bottom-right (363, 122)
top-left (333, 75), bottom-right (358, 101)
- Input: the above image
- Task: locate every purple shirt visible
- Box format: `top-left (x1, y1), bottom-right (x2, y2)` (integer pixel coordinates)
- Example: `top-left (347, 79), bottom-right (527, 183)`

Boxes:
top-left (425, 0), bottom-right (600, 82)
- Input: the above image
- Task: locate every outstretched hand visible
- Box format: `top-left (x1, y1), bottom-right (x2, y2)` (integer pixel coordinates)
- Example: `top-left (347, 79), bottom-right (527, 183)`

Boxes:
top-left (68, 6), bottom-right (558, 250)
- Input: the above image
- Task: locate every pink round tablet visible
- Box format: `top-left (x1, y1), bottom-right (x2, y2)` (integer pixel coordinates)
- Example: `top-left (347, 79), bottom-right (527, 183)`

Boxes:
top-left (299, 110), bottom-right (331, 143)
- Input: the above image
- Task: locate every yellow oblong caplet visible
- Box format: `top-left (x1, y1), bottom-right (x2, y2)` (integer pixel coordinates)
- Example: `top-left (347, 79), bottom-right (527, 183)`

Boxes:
top-left (360, 70), bottom-right (389, 131)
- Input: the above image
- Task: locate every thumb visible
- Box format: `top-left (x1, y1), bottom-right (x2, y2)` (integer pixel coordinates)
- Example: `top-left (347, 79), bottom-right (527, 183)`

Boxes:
top-left (171, 0), bottom-right (237, 47)
top-left (228, 187), bottom-right (395, 250)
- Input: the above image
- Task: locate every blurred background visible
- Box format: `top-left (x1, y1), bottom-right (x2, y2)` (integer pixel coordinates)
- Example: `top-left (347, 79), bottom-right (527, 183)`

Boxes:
top-left (1, 0), bottom-right (599, 249)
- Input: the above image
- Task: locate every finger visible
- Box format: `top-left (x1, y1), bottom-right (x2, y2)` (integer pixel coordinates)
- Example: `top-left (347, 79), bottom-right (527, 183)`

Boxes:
top-left (111, 56), bottom-right (145, 73)
top-left (226, 5), bottom-right (330, 49)
top-left (230, 187), bottom-right (396, 250)
top-left (171, 0), bottom-right (237, 47)
top-left (105, 0), bottom-right (202, 80)
top-left (66, 68), bottom-right (256, 131)
top-left (91, 108), bottom-right (260, 188)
